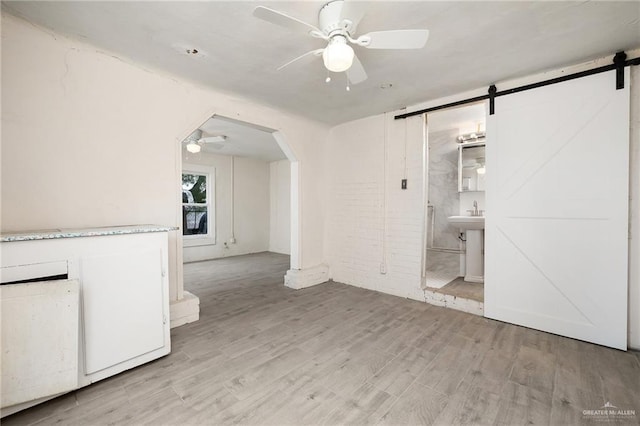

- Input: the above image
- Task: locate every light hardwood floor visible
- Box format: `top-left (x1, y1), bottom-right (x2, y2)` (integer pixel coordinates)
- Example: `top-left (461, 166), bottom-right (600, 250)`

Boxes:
top-left (4, 252), bottom-right (640, 425)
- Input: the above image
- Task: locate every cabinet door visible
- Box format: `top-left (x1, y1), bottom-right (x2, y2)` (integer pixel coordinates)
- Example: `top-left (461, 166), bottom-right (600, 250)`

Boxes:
top-left (81, 249), bottom-right (165, 375)
top-left (1, 279), bottom-right (79, 408)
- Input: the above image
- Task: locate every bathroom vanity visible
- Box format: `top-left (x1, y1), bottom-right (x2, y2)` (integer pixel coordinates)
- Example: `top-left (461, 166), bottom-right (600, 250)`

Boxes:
top-left (0, 225), bottom-right (175, 417)
top-left (447, 215), bottom-right (485, 282)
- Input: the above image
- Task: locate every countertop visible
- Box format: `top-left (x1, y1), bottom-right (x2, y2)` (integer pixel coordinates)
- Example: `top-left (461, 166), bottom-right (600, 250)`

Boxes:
top-left (1, 225), bottom-right (178, 242)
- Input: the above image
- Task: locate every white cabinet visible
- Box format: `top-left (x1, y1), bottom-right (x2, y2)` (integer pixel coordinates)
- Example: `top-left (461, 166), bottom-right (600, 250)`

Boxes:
top-left (81, 249), bottom-right (166, 374)
top-left (1, 279), bottom-right (79, 407)
top-left (0, 226), bottom-right (173, 416)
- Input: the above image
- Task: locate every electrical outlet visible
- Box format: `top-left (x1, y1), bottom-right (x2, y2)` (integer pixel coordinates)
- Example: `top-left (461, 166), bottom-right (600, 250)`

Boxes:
top-left (380, 263), bottom-right (387, 274)
top-left (401, 179), bottom-right (407, 190)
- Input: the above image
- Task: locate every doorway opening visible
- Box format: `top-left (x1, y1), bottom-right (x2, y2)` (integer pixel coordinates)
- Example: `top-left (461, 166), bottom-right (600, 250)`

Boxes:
top-left (177, 114), bottom-right (298, 302)
top-left (422, 102), bottom-right (486, 315)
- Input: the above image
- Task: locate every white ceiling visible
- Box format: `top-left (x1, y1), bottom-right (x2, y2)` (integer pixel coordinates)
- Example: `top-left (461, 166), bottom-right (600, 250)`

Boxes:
top-left (188, 115), bottom-right (286, 162)
top-left (4, 1), bottom-right (640, 125)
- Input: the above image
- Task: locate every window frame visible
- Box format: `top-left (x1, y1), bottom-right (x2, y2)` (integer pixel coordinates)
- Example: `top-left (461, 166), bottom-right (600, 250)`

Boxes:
top-left (182, 165), bottom-right (216, 246)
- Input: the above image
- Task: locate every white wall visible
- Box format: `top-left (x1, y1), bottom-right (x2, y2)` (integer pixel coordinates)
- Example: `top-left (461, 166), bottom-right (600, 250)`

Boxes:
top-left (1, 14), bottom-right (329, 309)
top-left (325, 113), bottom-right (426, 301)
top-left (269, 160), bottom-right (291, 255)
top-left (234, 156), bottom-right (271, 255)
top-left (181, 151), bottom-right (270, 262)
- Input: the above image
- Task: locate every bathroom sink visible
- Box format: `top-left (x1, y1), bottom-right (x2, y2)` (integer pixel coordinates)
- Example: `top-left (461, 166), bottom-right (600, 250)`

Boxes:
top-left (447, 215), bottom-right (485, 230)
top-left (447, 216), bottom-right (485, 283)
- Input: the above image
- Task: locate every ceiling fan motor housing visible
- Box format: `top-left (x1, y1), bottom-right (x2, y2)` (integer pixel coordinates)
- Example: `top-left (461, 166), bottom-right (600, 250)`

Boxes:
top-left (319, 0), bottom-right (355, 36)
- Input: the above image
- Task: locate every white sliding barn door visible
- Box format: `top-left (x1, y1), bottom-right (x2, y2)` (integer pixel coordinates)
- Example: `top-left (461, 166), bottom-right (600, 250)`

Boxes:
top-left (485, 69), bottom-right (630, 350)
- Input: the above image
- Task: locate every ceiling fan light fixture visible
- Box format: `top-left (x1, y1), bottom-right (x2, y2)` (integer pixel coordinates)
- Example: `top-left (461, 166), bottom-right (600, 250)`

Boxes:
top-left (322, 36), bottom-right (354, 72)
top-left (186, 141), bottom-right (201, 153)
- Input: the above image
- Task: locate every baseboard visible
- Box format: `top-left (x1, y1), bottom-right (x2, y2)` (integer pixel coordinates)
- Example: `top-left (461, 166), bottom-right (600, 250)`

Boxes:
top-left (284, 264), bottom-right (329, 289)
top-left (170, 291), bottom-right (200, 328)
top-left (464, 274), bottom-right (484, 283)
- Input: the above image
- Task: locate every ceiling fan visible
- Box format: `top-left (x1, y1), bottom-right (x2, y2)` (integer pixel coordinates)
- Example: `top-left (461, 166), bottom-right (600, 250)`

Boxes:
top-left (184, 130), bottom-right (227, 153)
top-left (253, 0), bottom-right (429, 86)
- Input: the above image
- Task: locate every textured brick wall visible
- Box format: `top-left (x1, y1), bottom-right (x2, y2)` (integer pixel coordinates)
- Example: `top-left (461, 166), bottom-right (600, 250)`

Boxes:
top-left (325, 113), bottom-right (426, 301)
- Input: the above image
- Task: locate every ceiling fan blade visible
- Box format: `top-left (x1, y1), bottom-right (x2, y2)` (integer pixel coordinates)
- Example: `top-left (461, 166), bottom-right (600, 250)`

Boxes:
top-left (339, 0), bottom-right (366, 31)
top-left (277, 48), bottom-right (324, 71)
top-left (253, 6), bottom-right (321, 36)
top-left (347, 54), bottom-right (367, 85)
top-left (359, 29), bottom-right (429, 49)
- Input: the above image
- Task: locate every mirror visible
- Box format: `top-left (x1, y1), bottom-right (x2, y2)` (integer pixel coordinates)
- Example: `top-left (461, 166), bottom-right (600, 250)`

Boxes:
top-left (458, 142), bottom-right (486, 192)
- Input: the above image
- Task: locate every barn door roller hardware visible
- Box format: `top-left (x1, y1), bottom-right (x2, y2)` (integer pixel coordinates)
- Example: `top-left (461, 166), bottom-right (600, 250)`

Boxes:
top-left (488, 85), bottom-right (497, 116)
top-left (395, 50), bottom-right (640, 120)
top-left (613, 51), bottom-right (627, 90)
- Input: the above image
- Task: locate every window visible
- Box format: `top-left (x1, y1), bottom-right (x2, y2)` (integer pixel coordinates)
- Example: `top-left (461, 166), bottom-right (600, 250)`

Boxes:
top-left (182, 172), bottom-right (210, 237)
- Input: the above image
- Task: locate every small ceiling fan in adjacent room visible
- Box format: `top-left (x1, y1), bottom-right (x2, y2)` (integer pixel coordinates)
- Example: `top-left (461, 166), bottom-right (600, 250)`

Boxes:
top-left (253, 0), bottom-right (430, 88)
top-left (183, 130), bottom-right (227, 153)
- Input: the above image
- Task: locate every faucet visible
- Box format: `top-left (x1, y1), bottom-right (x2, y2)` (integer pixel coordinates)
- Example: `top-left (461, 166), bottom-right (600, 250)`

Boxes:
top-left (467, 201), bottom-right (483, 217)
